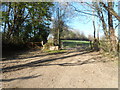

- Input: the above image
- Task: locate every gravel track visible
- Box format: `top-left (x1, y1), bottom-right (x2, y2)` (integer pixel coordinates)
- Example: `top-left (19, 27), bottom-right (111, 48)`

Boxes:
top-left (1, 50), bottom-right (118, 88)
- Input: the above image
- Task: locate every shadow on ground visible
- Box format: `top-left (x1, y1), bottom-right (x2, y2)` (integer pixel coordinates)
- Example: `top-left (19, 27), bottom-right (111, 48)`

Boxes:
top-left (2, 50), bottom-right (94, 73)
top-left (2, 50), bottom-right (69, 61)
top-left (1, 49), bottom-right (113, 73)
top-left (2, 48), bottom-right (90, 63)
top-left (2, 49), bottom-right (41, 61)
top-left (1, 75), bottom-right (41, 82)
top-left (42, 56), bottom-right (112, 66)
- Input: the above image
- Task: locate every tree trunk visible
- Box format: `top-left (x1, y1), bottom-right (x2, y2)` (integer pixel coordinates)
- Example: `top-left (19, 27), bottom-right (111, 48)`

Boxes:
top-left (93, 21), bottom-right (96, 39)
top-left (57, 7), bottom-right (61, 49)
top-left (97, 24), bottom-right (100, 40)
top-left (108, 2), bottom-right (117, 53)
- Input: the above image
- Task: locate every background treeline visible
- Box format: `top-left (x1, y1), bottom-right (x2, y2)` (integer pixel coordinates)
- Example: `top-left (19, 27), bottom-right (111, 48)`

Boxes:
top-left (2, 2), bottom-right (53, 50)
top-left (60, 28), bottom-right (89, 41)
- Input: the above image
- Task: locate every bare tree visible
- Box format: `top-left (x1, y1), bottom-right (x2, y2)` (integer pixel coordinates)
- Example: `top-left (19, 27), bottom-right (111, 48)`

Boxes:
top-left (100, 2), bottom-right (120, 21)
top-left (52, 2), bottom-right (74, 49)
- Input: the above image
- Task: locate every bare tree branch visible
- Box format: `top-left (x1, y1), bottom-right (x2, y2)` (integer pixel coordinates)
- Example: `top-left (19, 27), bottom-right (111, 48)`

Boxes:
top-left (100, 2), bottom-right (120, 21)
top-left (115, 23), bottom-right (120, 29)
top-left (69, 3), bottom-right (99, 17)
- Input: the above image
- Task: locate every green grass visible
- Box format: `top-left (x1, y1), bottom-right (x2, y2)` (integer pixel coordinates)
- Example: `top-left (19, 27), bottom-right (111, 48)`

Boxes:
top-left (61, 40), bottom-right (90, 48)
top-left (44, 49), bottom-right (67, 54)
top-left (62, 40), bottom-right (89, 43)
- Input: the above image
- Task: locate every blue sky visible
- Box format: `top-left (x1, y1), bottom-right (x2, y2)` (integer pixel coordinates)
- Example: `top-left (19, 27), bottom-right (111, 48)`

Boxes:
top-left (64, 2), bottom-right (119, 38)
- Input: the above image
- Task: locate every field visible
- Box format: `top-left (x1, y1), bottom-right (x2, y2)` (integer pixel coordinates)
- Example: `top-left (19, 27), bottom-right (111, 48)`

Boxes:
top-left (61, 40), bottom-right (91, 49)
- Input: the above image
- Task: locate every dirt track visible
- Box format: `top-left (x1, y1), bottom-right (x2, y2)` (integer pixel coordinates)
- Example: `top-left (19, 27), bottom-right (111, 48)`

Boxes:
top-left (1, 49), bottom-right (118, 88)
